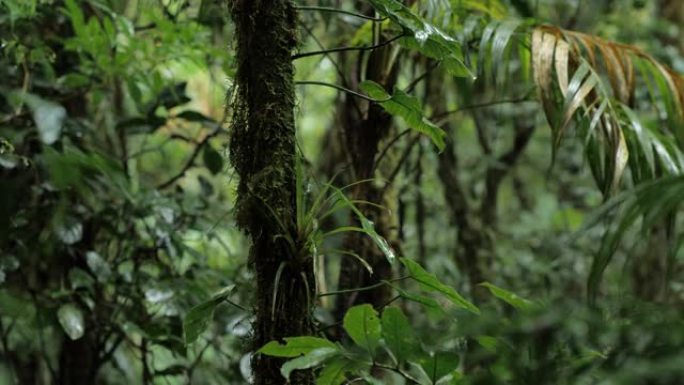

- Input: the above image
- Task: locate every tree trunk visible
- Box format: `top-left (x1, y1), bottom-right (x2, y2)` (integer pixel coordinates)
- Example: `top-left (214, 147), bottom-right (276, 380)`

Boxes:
top-left (229, 1), bottom-right (315, 384)
top-left (58, 336), bottom-right (97, 385)
top-left (334, 40), bottom-right (400, 319)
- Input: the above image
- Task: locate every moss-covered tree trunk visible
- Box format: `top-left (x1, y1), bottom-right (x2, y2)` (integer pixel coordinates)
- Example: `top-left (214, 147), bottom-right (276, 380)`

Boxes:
top-left (229, 1), bottom-right (314, 384)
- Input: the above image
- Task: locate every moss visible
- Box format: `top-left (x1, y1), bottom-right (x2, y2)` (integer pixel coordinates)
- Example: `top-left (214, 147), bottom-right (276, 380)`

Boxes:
top-left (228, 1), bottom-right (315, 383)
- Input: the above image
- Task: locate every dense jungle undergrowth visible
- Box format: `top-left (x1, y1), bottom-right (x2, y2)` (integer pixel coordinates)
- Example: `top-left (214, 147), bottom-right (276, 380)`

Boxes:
top-left (1, 0), bottom-right (684, 384)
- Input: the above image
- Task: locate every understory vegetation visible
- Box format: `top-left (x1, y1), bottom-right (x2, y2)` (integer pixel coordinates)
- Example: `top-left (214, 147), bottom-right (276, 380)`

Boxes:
top-left (1, 0), bottom-right (684, 384)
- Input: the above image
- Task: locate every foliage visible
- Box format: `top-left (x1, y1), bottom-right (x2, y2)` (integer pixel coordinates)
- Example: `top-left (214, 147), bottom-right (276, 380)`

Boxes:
top-left (2, 0), bottom-right (684, 384)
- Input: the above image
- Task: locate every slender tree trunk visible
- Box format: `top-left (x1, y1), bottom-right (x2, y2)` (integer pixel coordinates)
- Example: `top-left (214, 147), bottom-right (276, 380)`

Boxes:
top-left (334, 40), bottom-right (400, 319)
top-left (229, 1), bottom-right (315, 384)
top-left (58, 336), bottom-right (97, 385)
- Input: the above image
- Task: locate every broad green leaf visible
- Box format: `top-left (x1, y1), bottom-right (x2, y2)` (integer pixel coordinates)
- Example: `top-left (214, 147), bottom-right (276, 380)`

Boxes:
top-left (343, 304), bottom-right (382, 354)
top-left (203, 145), bottom-right (223, 175)
top-left (183, 285), bottom-right (235, 344)
top-left (259, 337), bottom-right (337, 358)
top-left (360, 80), bottom-right (446, 151)
top-left (316, 358), bottom-right (350, 385)
top-left (479, 282), bottom-right (534, 310)
top-left (58, 303), bottom-right (85, 340)
top-left (419, 351), bottom-right (460, 383)
top-left (401, 258), bottom-right (480, 314)
top-left (281, 347), bottom-right (338, 380)
top-left (367, 0), bottom-right (473, 78)
top-left (0, 290), bottom-right (34, 319)
top-left (392, 285), bottom-right (442, 310)
top-left (382, 306), bottom-right (419, 362)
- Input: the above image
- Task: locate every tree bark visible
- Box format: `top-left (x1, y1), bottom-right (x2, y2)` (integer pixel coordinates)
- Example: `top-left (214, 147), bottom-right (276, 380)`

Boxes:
top-left (334, 40), bottom-right (400, 319)
top-left (229, 1), bottom-right (315, 384)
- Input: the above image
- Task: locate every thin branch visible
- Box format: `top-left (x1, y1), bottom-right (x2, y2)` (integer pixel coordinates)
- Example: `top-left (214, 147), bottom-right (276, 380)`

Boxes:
top-left (295, 81), bottom-right (390, 102)
top-left (223, 298), bottom-right (249, 312)
top-left (374, 128), bottom-right (411, 169)
top-left (292, 34), bottom-right (405, 60)
top-left (298, 20), bottom-right (364, 118)
top-left (382, 134), bottom-right (422, 192)
top-left (404, 60), bottom-right (442, 94)
top-left (318, 276), bottom-right (409, 297)
top-left (156, 127), bottom-right (222, 190)
top-left (294, 5), bottom-right (387, 21)
top-left (373, 363), bottom-right (421, 384)
top-left (431, 94), bottom-right (536, 125)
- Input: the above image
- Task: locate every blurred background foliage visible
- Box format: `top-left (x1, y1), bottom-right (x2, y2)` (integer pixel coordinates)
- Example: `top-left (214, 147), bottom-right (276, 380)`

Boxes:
top-left (1, 0), bottom-right (683, 384)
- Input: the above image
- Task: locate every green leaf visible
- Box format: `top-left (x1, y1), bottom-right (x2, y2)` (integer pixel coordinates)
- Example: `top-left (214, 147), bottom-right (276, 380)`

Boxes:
top-left (360, 80), bottom-right (446, 151)
top-left (316, 358), bottom-right (356, 385)
top-left (183, 285), bottom-right (235, 344)
top-left (202, 144), bottom-right (223, 175)
top-left (394, 286), bottom-right (443, 310)
top-left (401, 258), bottom-right (480, 314)
top-left (419, 351), bottom-right (460, 383)
top-left (329, 186), bottom-right (396, 264)
top-left (382, 306), bottom-right (419, 362)
top-left (176, 110), bottom-right (215, 123)
top-left (0, 290), bottom-right (34, 319)
top-left (367, 0), bottom-right (473, 78)
top-left (58, 303), bottom-right (85, 340)
top-left (476, 336), bottom-right (499, 352)
top-left (281, 347), bottom-right (338, 380)
top-left (479, 282), bottom-right (534, 310)
top-left (259, 337), bottom-right (337, 358)
top-left (23, 94), bottom-right (67, 145)
top-left (85, 251), bottom-right (111, 282)
top-left (343, 304), bottom-right (382, 354)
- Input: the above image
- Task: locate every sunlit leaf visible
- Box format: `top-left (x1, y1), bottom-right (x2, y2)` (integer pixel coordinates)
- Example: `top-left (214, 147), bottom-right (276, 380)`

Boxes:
top-left (58, 303), bottom-right (85, 340)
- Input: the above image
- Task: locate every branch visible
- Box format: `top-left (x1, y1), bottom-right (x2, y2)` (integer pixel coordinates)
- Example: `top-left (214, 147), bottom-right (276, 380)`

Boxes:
top-left (318, 276), bottom-right (409, 298)
top-left (374, 128), bottom-right (411, 168)
top-left (382, 134), bottom-right (421, 192)
top-left (481, 122), bottom-right (535, 227)
top-left (292, 34), bottom-right (404, 60)
top-left (295, 81), bottom-right (391, 102)
top-left (431, 93), bottom-right (536, 125)
top-left (156, 127), bottom-right (222, 190)
top-left (294, 5), bottom-right (386, 21)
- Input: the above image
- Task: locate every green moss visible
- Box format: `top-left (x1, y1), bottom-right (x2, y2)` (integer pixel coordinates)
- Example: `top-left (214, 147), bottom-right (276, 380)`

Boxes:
top-left (228, 1), bottom-right (315, 383)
